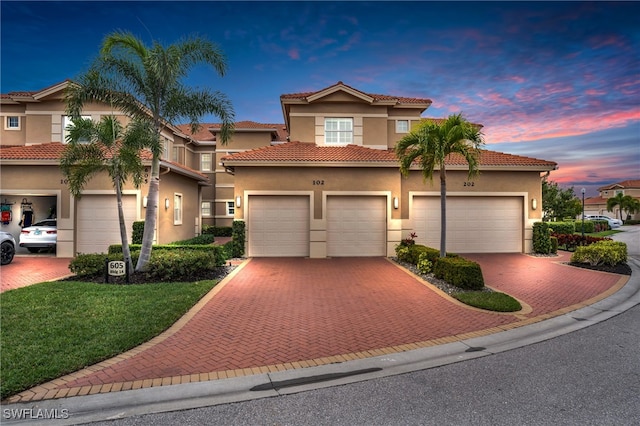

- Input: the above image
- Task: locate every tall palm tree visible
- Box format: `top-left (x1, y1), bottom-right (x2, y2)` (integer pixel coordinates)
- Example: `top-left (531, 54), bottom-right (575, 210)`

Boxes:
top-left (620, 195), bottom-right (640, 221)
top-left (396, 113), bottom-right (485, 257)
top-left (60, 116), bottom-right (154, 272)
top-left (66, 31), bottom-right (235, 272)
top-left (606, 193), bottom-right (625, 222)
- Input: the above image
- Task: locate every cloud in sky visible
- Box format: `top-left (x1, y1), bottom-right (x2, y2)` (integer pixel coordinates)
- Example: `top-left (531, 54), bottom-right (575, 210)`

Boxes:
top-left (1, 1), bottom-right (638, 196)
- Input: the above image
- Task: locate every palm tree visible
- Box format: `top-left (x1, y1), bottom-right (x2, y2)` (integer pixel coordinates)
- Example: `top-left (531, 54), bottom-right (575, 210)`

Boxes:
top-left (621, 195), bottom-right (640, 221)
top-left (60, 116), bottom-right (155, 272)
top-left (395, 114), bottom-right (485, 257)
top-left (606, 193), bottom-right (625, 222)
top-left (66, 31), bottom-right (235, 272)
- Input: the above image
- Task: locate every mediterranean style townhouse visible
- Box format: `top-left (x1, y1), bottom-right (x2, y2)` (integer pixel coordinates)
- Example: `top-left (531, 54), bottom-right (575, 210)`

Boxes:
top-left (1, 80), bottom-right (557, 258)
top-left (585, 179), bottom-right (640, 220)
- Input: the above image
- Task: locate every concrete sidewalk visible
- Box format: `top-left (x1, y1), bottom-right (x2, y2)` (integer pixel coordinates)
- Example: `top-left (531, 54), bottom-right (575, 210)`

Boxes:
top-left (1, 253), bottom-right (638, 425)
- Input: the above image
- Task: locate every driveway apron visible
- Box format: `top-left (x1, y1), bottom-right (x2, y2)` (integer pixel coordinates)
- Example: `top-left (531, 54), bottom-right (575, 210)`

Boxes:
top-left (6, 254), bottom-right (628, 402)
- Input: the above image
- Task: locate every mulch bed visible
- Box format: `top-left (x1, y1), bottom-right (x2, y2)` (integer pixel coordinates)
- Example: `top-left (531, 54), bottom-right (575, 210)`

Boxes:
top-left (567, 262), bottom-right (632, 276)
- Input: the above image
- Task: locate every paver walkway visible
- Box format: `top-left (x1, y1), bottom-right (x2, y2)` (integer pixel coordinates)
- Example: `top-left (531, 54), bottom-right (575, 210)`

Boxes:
top-left (4, 253), bottom-right (628, 403)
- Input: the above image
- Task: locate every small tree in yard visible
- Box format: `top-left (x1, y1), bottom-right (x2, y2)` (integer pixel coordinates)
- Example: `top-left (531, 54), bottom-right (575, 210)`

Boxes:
top-left (60, 116), bottom-right (155, 272)
top-left (396, 114), bottom-right (484, 258)
top-left (542, 179), bottom-right (582, 221)
top-left (66, 31), bottom-right (235, 272)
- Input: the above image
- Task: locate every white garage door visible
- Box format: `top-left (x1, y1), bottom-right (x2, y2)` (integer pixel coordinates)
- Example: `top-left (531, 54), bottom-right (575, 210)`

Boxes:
top-left (327, 196), bottom-right (386, 257)
top-left (413, 196), bottom-right (522, 253)
top-left (248, 195), bottom-right (310, 257)
top-left (77, 195), bottom-right (138, 254)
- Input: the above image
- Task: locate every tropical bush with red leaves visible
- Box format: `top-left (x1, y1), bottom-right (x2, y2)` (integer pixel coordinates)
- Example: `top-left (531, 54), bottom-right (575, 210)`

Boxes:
top-left (552, 233), bottom-right (611, 251)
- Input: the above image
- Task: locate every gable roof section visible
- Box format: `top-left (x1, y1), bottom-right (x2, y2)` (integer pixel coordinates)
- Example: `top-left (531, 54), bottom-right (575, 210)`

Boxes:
top-left (281, 81), bottom-right (432, 106)
top-left (0, 143), bottom-right (208, 182)
top-left (221, 141), bottom-right (557, 171)
top-left (176, 121), bottom-right (288, 143)
top-left (597, 179), bottom-right (640, 191)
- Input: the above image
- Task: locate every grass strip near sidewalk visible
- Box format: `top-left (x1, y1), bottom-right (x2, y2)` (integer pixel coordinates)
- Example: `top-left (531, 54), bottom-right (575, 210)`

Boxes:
top-left (1, 280), bottom-right (218, 400)
top-left (453, 291), bottom-right (522, 312)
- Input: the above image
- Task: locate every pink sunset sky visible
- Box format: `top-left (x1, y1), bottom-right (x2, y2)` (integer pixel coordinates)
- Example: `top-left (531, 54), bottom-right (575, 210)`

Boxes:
top-left (2, 1), bottom-right (638, 196)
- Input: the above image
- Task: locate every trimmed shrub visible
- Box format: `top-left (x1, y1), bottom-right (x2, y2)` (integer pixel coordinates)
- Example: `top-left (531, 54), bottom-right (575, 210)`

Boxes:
top-left (402, 244), bottom-right (458, 265)
top-left (202, 225), bottom-right (233, 237)
top-left (571, 240), bottom-right (627, 266)
top-left (550, 236), bottom-right (558, 254)
top-left (170, 234), bottom-right (215, 245)
top-left (132, 221), bottom-right (144, 244)
top-left (140, 249), bottom-right (225, 281)
top-left (533, 222), bottom-right (552, 254)
top-left (229, 220), bottom-right (245, 258)
top-left (433, 257), bottom-right (485, 290)
top-left (69, 253), bottom-right (133, 276)
top-left (547, 221), bottom-right (574, 235)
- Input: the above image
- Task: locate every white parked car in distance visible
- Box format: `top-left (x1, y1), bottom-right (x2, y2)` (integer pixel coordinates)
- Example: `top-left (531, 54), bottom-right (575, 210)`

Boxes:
top-left (584, 215), bottom-right (622, 228)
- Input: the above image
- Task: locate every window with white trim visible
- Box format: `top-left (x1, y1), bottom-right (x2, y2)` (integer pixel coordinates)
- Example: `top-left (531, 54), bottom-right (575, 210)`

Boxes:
top-left (201, 201), bottom-right (212, 217)
top-left (174, 193), bottom-right (183, 225)
top-left (396, 120), bottom-right (409, 133)
top-left (62, 115), bottom-right (91, 143)
top-left (226, 201), bottom-right (235, 216)
top-left (201, 153), bottom-right (212, 171)
top-left (5, 116), bottom-right (20, 130)
top-left (325, 118), bottom-right (353, 145)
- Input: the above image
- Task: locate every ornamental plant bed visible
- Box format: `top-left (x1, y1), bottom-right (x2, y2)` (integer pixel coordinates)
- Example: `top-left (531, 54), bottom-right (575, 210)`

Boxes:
top-left (568, 261), bottom-right (631, 276)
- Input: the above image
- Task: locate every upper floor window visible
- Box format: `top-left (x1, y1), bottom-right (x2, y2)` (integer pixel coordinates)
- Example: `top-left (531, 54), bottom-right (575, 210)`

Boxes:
top-left (325, 118), bottom-right (353, 145)
top-left (63, 115), bottom-right (91, 143)
top-left (201, 153), bottom-right (212, 171)
top-left (174, 193), bottom-right (183, 225)
top-left (5, 116), bottom-right (20, 130)
top-left (396, 120), bottom-right (409, 133)
top-left (615, 190), bottom-right (624, 196)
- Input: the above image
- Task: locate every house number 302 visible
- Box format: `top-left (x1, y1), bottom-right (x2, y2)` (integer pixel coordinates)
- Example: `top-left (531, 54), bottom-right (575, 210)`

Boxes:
top-left (312, 180), bottom-right (325, 185)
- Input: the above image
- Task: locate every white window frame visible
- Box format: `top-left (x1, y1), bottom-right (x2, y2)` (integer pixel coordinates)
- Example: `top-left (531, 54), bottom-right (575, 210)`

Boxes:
top-left (5, 116), bottom-right (20, 130)
top-left (201, 153), bottom-right (212, 172)
top-left (396, 120), bottom-right (409, 133)
top-left (174, 193), bottom-right (183, 225)
top-left (62, 115), bottom-right (91, 143)
top-left (325, 118), bottom-right (353, 145)
top-left (201, 201), bottom-right (212, 217)
top-left (226, 201), bottom-right (235, 216)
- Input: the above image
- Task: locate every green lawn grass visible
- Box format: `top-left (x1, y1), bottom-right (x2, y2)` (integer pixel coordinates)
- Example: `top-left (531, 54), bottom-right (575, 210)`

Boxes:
top-left (1, 280), bottom-right (217, 400)
top-left (453, 291), bottom-right (522, 312)
top-left (583, 230), bottom-right (622, 238)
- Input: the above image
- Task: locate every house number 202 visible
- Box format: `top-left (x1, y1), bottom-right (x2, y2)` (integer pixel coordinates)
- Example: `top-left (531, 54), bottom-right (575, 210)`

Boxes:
top-left (463, 181), bottom-right (475, 187)
top-left (312, 180), bottom-right (325, 185)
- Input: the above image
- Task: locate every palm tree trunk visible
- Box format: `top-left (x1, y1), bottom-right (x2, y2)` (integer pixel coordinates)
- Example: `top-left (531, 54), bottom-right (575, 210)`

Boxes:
top-left (115, 180), bottom-right (134, 274)
top-left (136, 156), bottom-right (159, 271)
top-left (439, 166), bottom-right (447, 258)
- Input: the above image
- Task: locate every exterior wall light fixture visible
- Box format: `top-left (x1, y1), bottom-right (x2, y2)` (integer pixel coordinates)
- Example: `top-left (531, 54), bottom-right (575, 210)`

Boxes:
top-left (531, 198), bottom-right (537, 210)
top-left (393, 197), bottom-right (399, 209)
top-left (236, 196), bottom-right (242, 208)
top-left (165, 198), bottom-right (170, 210)
top-left (143, 196), bottom-right (148, 208)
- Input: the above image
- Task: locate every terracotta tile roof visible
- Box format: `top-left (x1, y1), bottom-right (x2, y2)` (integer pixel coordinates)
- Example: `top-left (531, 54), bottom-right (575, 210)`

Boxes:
top-left (585, 196), bottom-right (607, 205)
top-left (222, 141), bottom-right (557, 169)
top-left (280, 81), bottom-right (432, 105)
top-left (597, 179), bottom-right (640, 191)
top-left (176, 121), bottom-right (288, 142)
top-left (0, 142), bottom-right (154, 161)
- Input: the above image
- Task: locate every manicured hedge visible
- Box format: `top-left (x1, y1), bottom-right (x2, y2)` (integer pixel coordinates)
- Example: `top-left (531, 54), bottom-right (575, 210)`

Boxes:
top-left (433, 257), bottom-right (485, 290)
top-left (533, 222), bottom-right (552, 254)
top-left (547, 221), bottom-right (575, 235)
top-left (202, 225), bottom-right (233, 237)
top-left (552, 233), bottom-right (611, 251)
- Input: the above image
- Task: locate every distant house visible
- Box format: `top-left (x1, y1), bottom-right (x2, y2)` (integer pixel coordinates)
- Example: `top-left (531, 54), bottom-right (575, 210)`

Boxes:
top-left (1, 80), bottom-right (558, 258)
top-left (584, 180), bottom-right (640, 220)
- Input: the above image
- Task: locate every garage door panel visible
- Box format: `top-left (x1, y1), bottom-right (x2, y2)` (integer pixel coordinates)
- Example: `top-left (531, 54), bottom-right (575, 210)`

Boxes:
top-left (327, 196), bottom-right (386, 257)
top-left (248, 196), bottom-right (309, 257)
top-left (413, 197), bottom-right (522, 253)
top-left (77, 195), bottom-right (137, 254)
